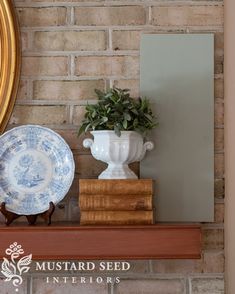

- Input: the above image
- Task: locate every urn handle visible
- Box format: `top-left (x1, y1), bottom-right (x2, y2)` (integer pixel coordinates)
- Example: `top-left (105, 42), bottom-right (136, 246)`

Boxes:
top-left (83, 138), bottom-right (94, 149)
top-left (139, 141), bottom-right (154, 161)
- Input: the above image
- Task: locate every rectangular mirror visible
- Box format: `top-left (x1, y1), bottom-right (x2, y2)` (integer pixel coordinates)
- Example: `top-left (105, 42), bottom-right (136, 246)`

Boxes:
top-left (140, 34), bottom-right (214, 222)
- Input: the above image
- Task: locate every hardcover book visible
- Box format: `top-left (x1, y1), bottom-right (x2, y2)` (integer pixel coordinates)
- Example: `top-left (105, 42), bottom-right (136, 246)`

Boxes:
top-left (80, 210), bottom-right (154, 225)
top-left (79, 194), bottom-right (153, 211)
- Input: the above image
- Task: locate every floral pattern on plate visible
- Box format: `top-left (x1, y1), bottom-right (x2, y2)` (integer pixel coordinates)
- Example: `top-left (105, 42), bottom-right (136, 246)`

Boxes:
top-left (0, 125), bottom-right (75, 215)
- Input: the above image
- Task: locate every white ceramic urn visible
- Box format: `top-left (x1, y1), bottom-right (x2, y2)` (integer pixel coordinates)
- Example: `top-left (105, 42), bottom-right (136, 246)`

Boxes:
top-left (83, 130), bottom-right (154, 179)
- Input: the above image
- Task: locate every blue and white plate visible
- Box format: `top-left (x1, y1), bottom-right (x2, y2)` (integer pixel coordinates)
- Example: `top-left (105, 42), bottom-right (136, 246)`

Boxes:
top-left (0, 125), bottom-right (75, 215)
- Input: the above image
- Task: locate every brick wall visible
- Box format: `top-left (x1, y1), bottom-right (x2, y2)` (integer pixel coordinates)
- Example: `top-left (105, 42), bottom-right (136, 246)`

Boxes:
top-left (3, 0), bottom-right (224, 293)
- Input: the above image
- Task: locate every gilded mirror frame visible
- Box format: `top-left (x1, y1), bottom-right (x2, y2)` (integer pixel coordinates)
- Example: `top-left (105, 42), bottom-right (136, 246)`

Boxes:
top-left (0, 0), bottom-right (21, 134)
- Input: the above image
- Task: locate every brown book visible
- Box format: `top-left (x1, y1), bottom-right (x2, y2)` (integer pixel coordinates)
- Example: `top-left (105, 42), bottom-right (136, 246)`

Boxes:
top-left (80, 210), bottom-right (154, 225)
top-left (79, 179), bottom-right (153, 195)
top-left (79, 194), bottom-right (153, 211)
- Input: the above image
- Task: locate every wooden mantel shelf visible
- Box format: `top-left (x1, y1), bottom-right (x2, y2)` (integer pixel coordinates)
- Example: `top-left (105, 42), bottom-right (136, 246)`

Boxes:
top-left (0, 224), bottom-right (201, 260)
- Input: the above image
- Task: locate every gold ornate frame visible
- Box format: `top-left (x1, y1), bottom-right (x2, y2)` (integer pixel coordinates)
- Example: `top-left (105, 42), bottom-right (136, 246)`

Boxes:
top-left (0, 0), bottom-right (20, 134)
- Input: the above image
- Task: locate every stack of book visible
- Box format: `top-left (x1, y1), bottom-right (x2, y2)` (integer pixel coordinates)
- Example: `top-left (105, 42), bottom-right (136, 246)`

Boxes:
top-left (79, 179), bottom-right (154, 225)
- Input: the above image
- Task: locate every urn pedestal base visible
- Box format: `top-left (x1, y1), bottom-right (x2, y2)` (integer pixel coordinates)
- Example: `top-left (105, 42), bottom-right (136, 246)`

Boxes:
top-left (98, 164), bottom-right (138, 179)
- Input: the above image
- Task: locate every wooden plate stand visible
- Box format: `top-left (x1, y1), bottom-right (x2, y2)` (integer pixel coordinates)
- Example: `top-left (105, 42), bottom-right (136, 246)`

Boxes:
top-left (0, 202), bottom-right (55, 226)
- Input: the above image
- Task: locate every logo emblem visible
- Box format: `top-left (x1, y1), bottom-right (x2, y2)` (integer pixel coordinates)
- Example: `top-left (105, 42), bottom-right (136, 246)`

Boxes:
top-left (1, 242), bottom-right (32, 292)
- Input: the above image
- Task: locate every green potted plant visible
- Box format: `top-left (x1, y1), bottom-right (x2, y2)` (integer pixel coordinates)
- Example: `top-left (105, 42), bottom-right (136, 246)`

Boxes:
top-left (78, 87), bottom-right (157, 179)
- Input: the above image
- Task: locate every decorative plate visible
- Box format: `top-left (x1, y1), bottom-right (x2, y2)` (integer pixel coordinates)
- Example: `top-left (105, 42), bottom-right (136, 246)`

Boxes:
top-left (0, 125), bottom-right (75, 215)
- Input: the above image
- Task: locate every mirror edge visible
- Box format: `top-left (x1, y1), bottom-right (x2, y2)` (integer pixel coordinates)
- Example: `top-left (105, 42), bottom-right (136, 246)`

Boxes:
top-left (0, 0), bottom-right (21, 134)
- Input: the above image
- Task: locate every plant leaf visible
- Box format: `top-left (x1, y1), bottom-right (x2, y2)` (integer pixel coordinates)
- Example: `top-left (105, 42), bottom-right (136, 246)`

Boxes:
top-left (85, 123), bottom-right (91, 133)
top-left (101, 117), bottom-right (108, 123)
top-left (122, 120), bottom-right (128, 129)
top-left (77, 87), bottom-right (158, 136)
top-left (78, 124), bottom-right (87, 137)
top-left (124, 113), bottom-right (131, 121)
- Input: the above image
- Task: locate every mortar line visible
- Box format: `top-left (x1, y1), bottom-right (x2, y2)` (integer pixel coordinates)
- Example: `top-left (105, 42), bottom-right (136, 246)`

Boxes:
top-left (70, 55), bottom-right (75, 77)
top-left (201, 223), bottom-right (224, 229)
top-left (71, 7), bottom-right (75, 25)
top-left (69, 105), bottom-right (74, 125)
top-left (28, 79), bottom-right (34, 100)
top-left (26, 276), bottom-right (33, 294)
top-left (108, 28), bottom-right (113, 51)
top-left (148, 260), bottom-right (154, 273)
top-left (15, 1), bottom-right (224, 8)
top-left (21, 76), bottom-right (137, 81)
top-left (19, 25), bottom-right (224, 32)
top-left (27, 31), bottom-right (34, 51)
top-left (147, 6), bottom-right (152, 25)
top-left (188, 276), bottom-right (192, 294)
top-left (22, 51), bottom-right (140, 57)
top-left (215, 198), bottom-right (224, 204)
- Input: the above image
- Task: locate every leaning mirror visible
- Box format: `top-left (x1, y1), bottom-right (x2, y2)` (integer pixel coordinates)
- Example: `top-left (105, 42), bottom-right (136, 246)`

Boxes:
top-left (0, 0), bottom-right (20, 134)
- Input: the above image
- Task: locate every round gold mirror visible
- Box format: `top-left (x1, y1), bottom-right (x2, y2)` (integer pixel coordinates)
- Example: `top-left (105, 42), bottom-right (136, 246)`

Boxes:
top-left (0, 0), bottom-right (20, 134)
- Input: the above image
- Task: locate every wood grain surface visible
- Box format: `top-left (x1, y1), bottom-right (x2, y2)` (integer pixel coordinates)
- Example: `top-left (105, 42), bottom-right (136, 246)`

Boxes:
top-left (0, 224), bottom-right (201, 260)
